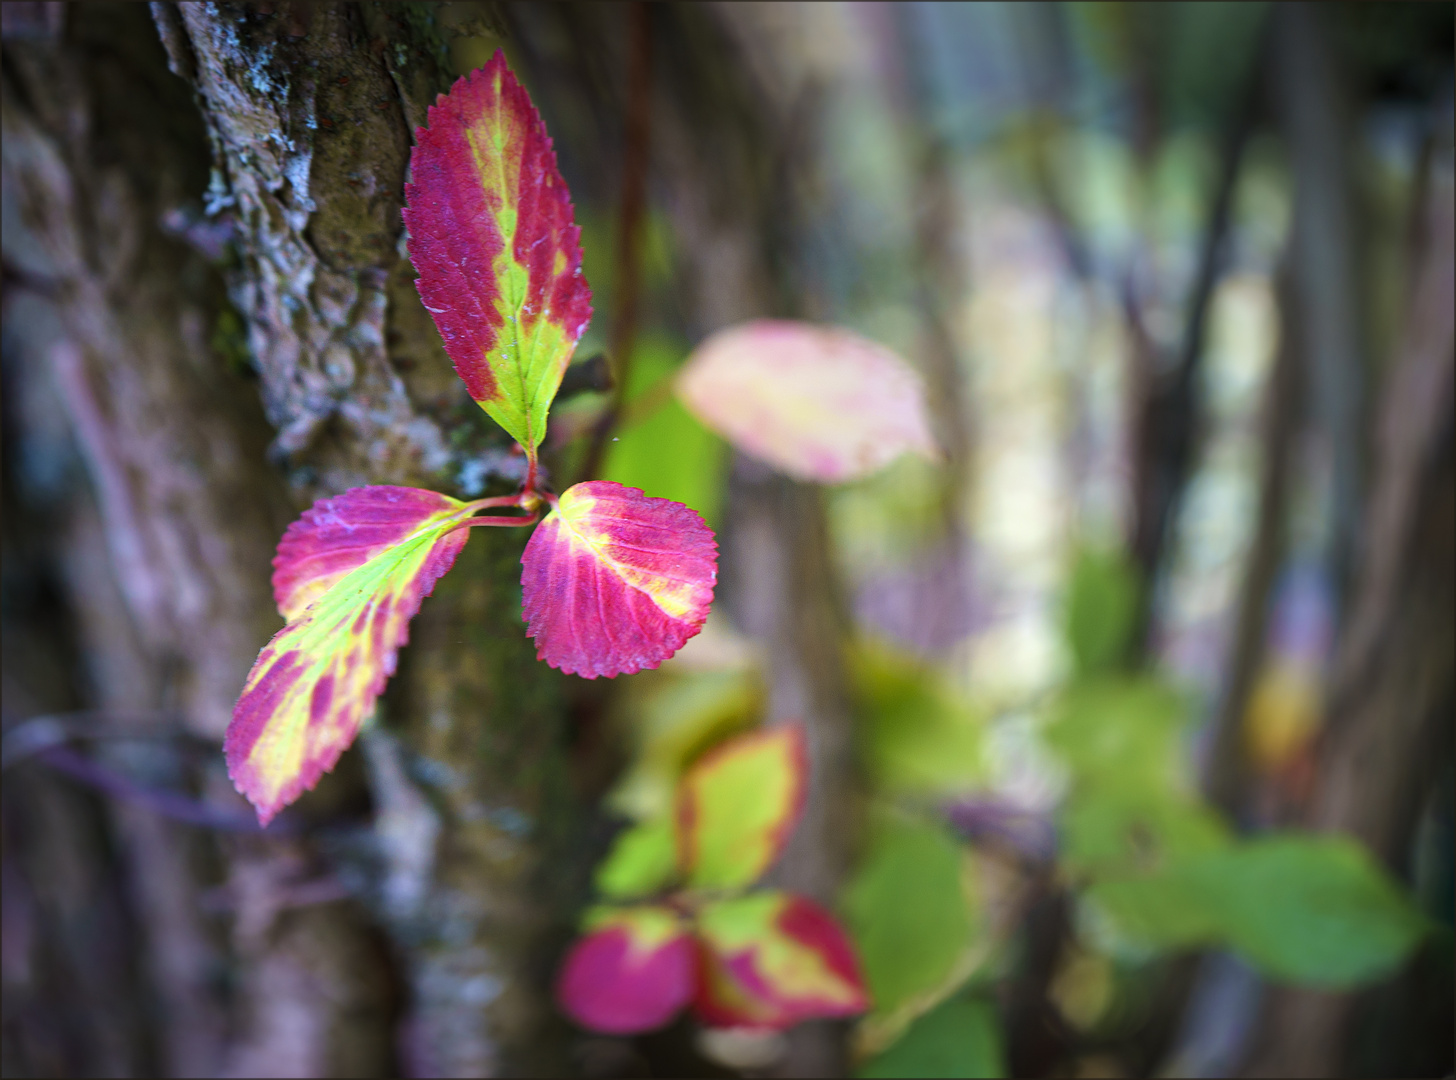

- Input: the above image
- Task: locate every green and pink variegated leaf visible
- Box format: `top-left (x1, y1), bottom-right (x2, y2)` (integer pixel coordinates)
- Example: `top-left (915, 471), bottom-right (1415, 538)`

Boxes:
top-left (694, 891), bottom-right (869, 1030)
top-left (272, 486), bottom-right (476, 621)
top-left (677, 725), bottom-right (807, 890)
top-left (557, 905), bottom-right (697, 1034)
top-left (227, 488), bottom-right (475, 824)
top-left (676, 320), bottom-right (940, 483)
top-left (521, 481), bottom-right (717, 679)
top-left (403, 50), bottom-right (592, 462)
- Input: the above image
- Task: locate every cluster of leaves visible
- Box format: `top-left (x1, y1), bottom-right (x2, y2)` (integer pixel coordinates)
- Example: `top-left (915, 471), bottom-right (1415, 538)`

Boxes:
top-left (225, 51), bottom-right (943, 827)
top-left (226, 53), bottom-right (720, 824)
top-left (223, 52), bottom-right (953, 1062)
top-left (220, 47), bottom-right (1431, 1070)
top-left (557, 726), bottom-right (869, 1032)
top-left (793, 550), bottom-right (1431, 1076)
top-left (554, 320), bottom-right (949, 1039)
top-left (1049, 551), bottom-right (1431, 1015)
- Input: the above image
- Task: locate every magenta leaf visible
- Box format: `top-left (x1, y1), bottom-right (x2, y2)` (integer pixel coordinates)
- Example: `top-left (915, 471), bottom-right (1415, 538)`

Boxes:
top-left (228, 486), bottom-right (475, 824)
top-left (556, 906), bottom-right (697, 1034)
top-left (521, 481), bottom-right (717, 678)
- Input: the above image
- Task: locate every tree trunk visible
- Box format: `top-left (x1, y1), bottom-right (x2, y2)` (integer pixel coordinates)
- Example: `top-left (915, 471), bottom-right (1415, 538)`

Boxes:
top-left (3, 3), bottom-right (578, 1076)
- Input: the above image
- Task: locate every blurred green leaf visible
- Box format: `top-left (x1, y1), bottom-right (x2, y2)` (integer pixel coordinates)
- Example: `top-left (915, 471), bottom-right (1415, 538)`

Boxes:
top-left (1086, 869), bottom-right (1223, 952)
top-left (853, 644), bottom-right (987, 796)
top-left (843, 813), bottom-right (976, 1015)
top-left (1062, 788), bottom-right (1232, 878)
top-left (1192, 835), bottom-right (1429, 986)
top-left (594, 816), bottom-right (677, 901)
top-left (856, 994), bottom-right (1004, 1079)
top-left (679, 726), bottom-right (807, 891)
top-left (1088, 834), bottom-right (1429, 986)
top-left (1064, 548), bottom-right (1140, 677)
top-left (602, 334), bottom-right (728, 528)
top-left (1044, 675), bottom-right (1187, 794)
top-left (606, 666), bottom-right (761, 822)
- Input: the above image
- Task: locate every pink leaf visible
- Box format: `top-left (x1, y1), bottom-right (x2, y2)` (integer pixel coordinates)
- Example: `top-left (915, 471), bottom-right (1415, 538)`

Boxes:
top-left (694, 891), bottom-right (869, 1030)
top-left (521, 481), bottom-right (717, 678)
top-left (272, 486), bottom-right (473, 622)
top-left (676, 320), bottom-right (939, 483)
top-left (403, 50), bottom-right (592, 461)
top-left (228, 487), bottom-right (474, 824)
top-left (557, 906), bottom-right (697, 1034)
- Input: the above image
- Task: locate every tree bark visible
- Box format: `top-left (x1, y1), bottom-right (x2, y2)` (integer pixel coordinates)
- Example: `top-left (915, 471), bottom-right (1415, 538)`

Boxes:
top-left (4, 3), bottom-right (578, 1076)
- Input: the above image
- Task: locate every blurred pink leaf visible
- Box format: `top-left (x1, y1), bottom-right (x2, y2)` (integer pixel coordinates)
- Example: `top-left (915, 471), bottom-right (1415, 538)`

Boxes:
top-left (556, 906), bottom-right (696, 1034)
top-left (694, 891), bottom-right (869, 1029)
top-left (676, 320), bottom-right (939, 483)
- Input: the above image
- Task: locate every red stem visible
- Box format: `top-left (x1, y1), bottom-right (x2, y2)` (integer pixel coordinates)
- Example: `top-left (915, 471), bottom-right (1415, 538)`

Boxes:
top-left (460, 492), bottom-right (531, 513)
top-left (461, 511), bottom-right (542, 529)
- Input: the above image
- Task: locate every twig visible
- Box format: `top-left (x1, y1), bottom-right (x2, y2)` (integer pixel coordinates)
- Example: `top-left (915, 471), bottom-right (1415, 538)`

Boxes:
top-left (2, 709), bottom-right (188, 769)
top-left (1202, 265), bottom-right (1301, 818)
top-left (31, 745), bottom-right (292, 834)
top-left (1125, 23), bottom-right (1265, 658)
top-left (577, 2), bottom-right (652, 484)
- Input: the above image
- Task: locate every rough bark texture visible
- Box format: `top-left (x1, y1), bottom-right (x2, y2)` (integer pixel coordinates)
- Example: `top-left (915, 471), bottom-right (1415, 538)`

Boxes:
top-left (4, 3), bottom-right (576, 1076)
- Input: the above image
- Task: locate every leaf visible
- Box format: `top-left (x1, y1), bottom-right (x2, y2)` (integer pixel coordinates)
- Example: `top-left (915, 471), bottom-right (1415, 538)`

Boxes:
top-left (853, 644), bottom-right (986, 796)
top-left (1064, 548), bottom-right (1140, 677)
top-left (1189, 835), bottom-right (1428, 986)
top-left (556, 905), bottom-right (696, 1034)
top-left (842, 814), bottom-right (976, 1016)
top-left (272, 486), bottom-right (475, 621)
top-left (856, 994), bottom-right (1005, 1079)
top-left (695, 891), bottom-right (869, 1030)
top-left (676, 320), bottom-right (939, 484)
top-left (403, 51), bottom-right (592, 462)
top-left (605, 665), bottom-right (762, 822)
top-left (1088, 834), bottom-right (1429, 985)
top-left (595, 816), bottom-right (678, 902)
top-left (1060, 789), bottom-right (1232, 878)
top-left (228, 488), bottom-right (473, 824)
top-left (678, 725), bottom-right (808, 891)
top-left (1044, 676), bottom-right (1189, 795)
top-left (520, 481), bottom-right (717, 678)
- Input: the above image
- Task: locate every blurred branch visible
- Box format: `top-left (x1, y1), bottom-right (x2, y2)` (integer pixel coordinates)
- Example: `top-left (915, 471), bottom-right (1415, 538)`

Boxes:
top-left (2, 712), bottom-right (293, 832)
top-left (578, 2), bottom-right (652, 484)
top-left (30, 745), bottom-right (290, 834)
top-left (1203, 266), bottom-right (1301, 819)
top-left (1271, 2), bottom-right (1368, 611)
top-left (892, 6), bottom-right (974, 534)
top-left (882, 5), bottom-right (978, 655)
top-left (2, 709), bottom-right (186, 769)
top-left (1025, 10), bottom-right (1267, 668)
top-left (1245, 97), bottom-right (1455, 1080)
top-left (1126, 30), bottom-right (1265, 658)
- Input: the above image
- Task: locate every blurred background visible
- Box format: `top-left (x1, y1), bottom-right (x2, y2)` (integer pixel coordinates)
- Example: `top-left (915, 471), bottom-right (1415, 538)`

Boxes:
top-left (2, 2), bottom-right (1451, 1077)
